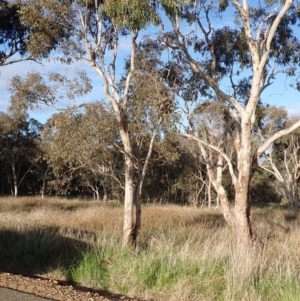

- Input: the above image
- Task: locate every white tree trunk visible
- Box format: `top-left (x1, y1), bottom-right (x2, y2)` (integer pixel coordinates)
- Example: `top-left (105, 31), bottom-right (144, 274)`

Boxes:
top-left (123, 154), bottom-right (135, 246)
top-left (14, 184), bottom-right (18, 197)
top-left (120, 126), bottom-right (136, 247)
top-left (12, 162), bottom-right (18, 197)
top-left (233, 119), bottom-right (253, 247)
top-left (207, 180), bottom-right (212, 207)
top-left (101, 179), bottom-right (108, 202)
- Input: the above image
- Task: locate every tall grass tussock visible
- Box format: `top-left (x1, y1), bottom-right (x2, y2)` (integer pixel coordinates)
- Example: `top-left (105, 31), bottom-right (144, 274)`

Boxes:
top-left (0, 197), bottom-right (300, 300)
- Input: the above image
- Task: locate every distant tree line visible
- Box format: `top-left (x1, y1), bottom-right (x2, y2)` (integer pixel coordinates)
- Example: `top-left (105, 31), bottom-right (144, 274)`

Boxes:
top-left (0, 103), bottom-right (299, 209)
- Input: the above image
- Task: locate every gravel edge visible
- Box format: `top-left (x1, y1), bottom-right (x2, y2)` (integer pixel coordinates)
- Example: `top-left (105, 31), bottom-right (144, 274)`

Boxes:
top-left (0, 273), bottom-right (140, 301)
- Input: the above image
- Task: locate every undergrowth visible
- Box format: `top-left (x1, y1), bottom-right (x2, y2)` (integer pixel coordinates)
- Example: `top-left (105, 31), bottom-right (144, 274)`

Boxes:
top-left (0, 197), bottom-right (300, 300)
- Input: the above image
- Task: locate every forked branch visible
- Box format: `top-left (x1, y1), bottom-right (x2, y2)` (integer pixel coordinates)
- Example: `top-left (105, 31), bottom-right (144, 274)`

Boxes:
top-left (181, 132), bottom-right (237, 185)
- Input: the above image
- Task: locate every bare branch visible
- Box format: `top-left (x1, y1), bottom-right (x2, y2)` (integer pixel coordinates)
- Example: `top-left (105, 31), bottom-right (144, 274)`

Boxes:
top-left (261, 0), bottom-right (294, 65)
top-left (259, 152), bottom-right (284, 182)
top-left (257, 119), bottom-right (300, 160)
top-left (1, 56), bottom-right (36, 66)
top-left (123, 30), bottom-right (138, 109)
top-left (256, 5), bottom-right (280, 41)
top-left (110, 24), bottom-right (118, 85)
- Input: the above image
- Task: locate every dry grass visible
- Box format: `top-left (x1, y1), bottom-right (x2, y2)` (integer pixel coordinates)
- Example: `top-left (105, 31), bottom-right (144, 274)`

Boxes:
top-left (0, 197), bottom-right (123, 232)
top-left (1, 197), bottom-right (300, 300)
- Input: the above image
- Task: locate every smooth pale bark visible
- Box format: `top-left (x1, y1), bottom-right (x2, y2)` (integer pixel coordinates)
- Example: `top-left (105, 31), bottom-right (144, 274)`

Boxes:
top-left (171, 0), bottom-right (298, 248)
top-left (197, 142), bottom-right (236, 230)
top-left (207, 180), bottom-right (212, 207)
top-left (14, 185), bottom-right (18, 197)
top-left (12, 161), bottom-right (18, 197)
top-left (123, 164), bottom-right (135, 246)
top-left (216, 153), bottom-right (224, 208)
top-left (234, 180), bottom-right (253, 246)
top-left (232, 119), bottom-right (253, 246)
top-left (120, 128), bottom-right (135, 246)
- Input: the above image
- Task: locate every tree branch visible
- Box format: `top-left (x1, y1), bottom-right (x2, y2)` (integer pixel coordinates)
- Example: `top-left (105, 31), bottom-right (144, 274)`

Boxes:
top-left (123, 30), bottom-right (138, 109)
top-left (256, 119), bottom-right (300, 160)
top-left (261, 0), bottom-right (294, 65)
top-left (181, 132), bottom-right (237, 185)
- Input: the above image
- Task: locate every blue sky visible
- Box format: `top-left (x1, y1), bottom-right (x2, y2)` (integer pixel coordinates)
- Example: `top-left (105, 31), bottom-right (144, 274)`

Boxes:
top-left (0, 56), bottom-right (108, 123)
top-left (1, 50), bottom-right (300, 125)
top-left (1, 2), bottom-right (300, 123)
top-left (0, 33), bottom-right (135, 123)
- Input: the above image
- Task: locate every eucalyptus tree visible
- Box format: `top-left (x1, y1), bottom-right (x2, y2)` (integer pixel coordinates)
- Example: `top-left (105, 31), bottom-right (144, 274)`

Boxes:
top-left (7, 68), bottom-right (93, 196)
top-left (121, 39), bottom-right (177, 236)
top-left (0, 111), bottom-right (42, 196)
top-left (1, 0), bottom-right (69, 184)
top-left (157, 0), bottom-right (300, 247)
top-left (10, 0), bottom-right (176, 246)
top-left (42, 102), bottom-right (120, 201)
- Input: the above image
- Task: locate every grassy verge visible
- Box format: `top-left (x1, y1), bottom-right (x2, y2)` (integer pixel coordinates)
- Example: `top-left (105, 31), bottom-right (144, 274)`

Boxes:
top-left (0, 197), bottom-right (300, 300)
